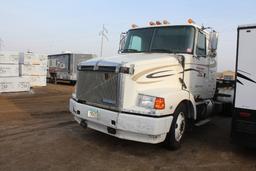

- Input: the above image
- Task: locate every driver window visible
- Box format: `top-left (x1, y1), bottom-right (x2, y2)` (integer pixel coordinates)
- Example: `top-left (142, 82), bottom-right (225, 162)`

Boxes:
top-left (196, 32), bottom-right (206, 57)
top-left (128, 36), bottom-right (142, 51)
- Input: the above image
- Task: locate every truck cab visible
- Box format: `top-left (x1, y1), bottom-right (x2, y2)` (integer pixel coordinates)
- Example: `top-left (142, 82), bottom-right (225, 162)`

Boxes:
top-left (70, 19), bottom-right (218, 149)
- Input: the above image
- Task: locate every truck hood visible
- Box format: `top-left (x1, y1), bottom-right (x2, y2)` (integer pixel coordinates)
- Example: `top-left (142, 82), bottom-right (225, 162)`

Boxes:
top-left (79, 53), bottom-right (179, 67)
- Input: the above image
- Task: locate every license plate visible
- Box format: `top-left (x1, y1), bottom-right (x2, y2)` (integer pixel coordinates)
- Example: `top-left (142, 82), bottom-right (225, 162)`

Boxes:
top-left (88, 110), bottom-right (98, 118)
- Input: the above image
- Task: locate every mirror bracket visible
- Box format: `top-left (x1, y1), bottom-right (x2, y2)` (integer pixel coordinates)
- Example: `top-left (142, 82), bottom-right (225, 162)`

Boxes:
top-left (209, 50), bottom-right (217, 58)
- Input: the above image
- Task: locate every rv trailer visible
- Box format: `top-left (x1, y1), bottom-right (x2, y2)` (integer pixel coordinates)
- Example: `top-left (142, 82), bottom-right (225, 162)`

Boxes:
top-left (47, 53), bottom-right (95, 84)
top-left (232, 24), bottom-right (256, 147)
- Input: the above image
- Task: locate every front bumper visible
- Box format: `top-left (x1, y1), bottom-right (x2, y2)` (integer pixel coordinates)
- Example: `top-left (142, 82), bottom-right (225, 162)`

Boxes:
top-left (69, 98), bottom-right (173, 144)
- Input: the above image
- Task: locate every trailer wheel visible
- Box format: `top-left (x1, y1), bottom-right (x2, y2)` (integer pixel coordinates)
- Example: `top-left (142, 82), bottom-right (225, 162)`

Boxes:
top-left (164, 103), bottom-right (187, 150)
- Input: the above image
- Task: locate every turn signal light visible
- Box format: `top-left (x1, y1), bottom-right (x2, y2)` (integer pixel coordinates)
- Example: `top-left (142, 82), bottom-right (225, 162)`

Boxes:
top-left (154, 97), bottom-right (165, 110)
top-left (149, 21), bottom-right (156, 26)
top-left (188, 18), bottom-right (195, 24)
top-left (156, 21), bottom-right (162, 25)
top-left (131, 24), bottom-right (138, 28)
top-left (163, 20), bottom-right (170, 25)
top-left (239, 112), bottom-right (251, 118)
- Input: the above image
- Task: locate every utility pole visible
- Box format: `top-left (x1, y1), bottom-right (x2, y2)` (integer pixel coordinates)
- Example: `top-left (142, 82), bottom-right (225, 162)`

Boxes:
top-left (99, 25), bottom-right (108, 57)
top-left (0, 38), bottom-right (3, 51)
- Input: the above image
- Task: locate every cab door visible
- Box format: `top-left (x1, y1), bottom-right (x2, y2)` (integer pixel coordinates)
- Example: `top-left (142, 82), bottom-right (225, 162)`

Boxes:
top-left (189, 30), bottom-right (209, 99)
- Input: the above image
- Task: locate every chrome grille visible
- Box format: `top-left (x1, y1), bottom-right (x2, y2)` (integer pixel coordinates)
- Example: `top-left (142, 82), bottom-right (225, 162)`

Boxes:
top-left (76, 70), bottom-right (121, 110)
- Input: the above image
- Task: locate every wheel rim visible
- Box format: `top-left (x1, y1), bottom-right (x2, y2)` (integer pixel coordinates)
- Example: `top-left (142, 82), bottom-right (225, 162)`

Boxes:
top-left (175, 112), bottom-right (186, 142)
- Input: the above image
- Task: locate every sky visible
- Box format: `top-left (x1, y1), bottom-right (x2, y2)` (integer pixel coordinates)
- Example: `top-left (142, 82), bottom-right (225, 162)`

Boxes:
top-left (0, 0), bottom-right (256, 71)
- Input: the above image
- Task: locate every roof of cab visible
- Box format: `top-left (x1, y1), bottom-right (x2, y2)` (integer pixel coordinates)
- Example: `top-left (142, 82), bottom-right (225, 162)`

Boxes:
top-left (130, 23), bottom-right (202, 30)
top-left (129, 23), bottom-right (210, 35)
top-left (238, 24), bottom-right (256, 29)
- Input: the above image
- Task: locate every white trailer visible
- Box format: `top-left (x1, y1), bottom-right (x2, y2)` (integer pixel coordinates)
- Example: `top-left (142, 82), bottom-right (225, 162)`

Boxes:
top-left (48, 53), bottom-right (95, 84)
top-left (232, 24), bottom-right (256, 147)
top-left (70, 19), bottom-right (219, 149)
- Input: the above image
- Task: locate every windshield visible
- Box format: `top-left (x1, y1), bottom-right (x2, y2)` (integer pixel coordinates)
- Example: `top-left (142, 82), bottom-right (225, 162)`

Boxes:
top-left (122, 26), bottom-right (195, 54)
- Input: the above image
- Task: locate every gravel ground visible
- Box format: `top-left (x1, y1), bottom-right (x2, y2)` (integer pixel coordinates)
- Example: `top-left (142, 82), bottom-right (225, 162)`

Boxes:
top-left (0, 84), bottom-right (255, 171)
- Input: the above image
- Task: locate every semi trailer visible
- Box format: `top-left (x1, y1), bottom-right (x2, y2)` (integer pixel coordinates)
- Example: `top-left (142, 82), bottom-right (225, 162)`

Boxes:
top-left (70, 19), bottom-right (221, 149)
top-left (47, 53), bottom-right (95, 84)
top-left (232, 24), bottom-right (256, 147)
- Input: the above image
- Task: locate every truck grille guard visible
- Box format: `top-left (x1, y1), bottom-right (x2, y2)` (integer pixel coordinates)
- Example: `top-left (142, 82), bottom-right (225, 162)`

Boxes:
top-left (76, 61), bottom-right (134, 112)
top-left (77, 65), bottom-right (134, 74)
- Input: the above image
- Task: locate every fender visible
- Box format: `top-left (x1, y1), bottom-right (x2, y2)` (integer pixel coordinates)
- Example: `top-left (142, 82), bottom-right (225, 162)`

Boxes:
top-left (139, 88), bottom-right (197, 118)
top-left (188, 92), bottom-right (197, 120)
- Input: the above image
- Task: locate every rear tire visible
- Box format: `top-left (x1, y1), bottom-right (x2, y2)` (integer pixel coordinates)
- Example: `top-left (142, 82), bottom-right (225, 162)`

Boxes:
top-left (164, 103), bottom-right (187, 150)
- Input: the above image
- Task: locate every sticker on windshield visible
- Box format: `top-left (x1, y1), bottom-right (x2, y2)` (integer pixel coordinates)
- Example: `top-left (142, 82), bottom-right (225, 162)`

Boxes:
top-left (186, 48), bottom-right (192, 53)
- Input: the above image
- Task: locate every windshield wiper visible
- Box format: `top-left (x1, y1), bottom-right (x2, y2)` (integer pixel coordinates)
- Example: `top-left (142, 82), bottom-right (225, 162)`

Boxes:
top-left (122, 49), bottom-right (139, 53)
top-left (150, 49), bottom-right (178, 53)
top-left (122, 49), bottom-right (144, 53)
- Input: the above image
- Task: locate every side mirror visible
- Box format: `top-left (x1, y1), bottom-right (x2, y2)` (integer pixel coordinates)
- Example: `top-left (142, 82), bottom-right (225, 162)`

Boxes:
top-left (118, 32), bottom-right (127, 53)
top-left (209, 31), bottom-right (219, 51)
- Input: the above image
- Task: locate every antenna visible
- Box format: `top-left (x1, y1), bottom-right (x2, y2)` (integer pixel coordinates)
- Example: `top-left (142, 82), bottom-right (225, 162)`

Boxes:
top-left (99, 24), bottom-right (109, 57)
top-left (201, 25), bottom-right (213, 31)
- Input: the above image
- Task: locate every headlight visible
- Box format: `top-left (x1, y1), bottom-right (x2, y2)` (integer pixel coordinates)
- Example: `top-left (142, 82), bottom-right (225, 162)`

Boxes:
top-left (72, 85), bottom-right (77, 99)
top-left (137, 94), bottom-right (165, 110)
top-left (72, 93), bottom-right (76, 99)
top-left (74, 84), bottom-right (77, 94)
top-left (77, 65), bottom-right (82, 71)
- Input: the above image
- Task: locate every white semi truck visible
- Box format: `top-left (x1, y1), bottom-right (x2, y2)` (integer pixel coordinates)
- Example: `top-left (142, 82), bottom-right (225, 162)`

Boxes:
top-left (70, 19), bottom-right (219, 149)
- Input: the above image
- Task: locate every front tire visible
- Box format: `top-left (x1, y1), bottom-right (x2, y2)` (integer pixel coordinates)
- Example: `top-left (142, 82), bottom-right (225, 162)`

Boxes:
top-left (164, 103), bottom-right (187, 150)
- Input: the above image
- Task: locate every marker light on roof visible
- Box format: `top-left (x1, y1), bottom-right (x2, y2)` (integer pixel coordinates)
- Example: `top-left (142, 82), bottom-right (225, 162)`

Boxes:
top-left (131, 24), bottom-right (138, 28)
top-left (156, 21), bottom-right (162, 25)
top-left (163, 20), bottom-right (170, 25)
top-left (149, 21), bottom-right (156, 26)
top-left (188, 18), bottom-right (196, 24)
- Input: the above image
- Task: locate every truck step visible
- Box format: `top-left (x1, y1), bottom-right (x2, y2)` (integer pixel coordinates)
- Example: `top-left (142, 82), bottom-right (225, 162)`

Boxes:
top-left (194, 118), bottom-right (211, 126)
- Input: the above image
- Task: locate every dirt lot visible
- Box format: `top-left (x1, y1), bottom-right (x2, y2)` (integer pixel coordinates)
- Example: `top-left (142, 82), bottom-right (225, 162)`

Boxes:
top-left (0, 84), bottom-right (255, 171)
